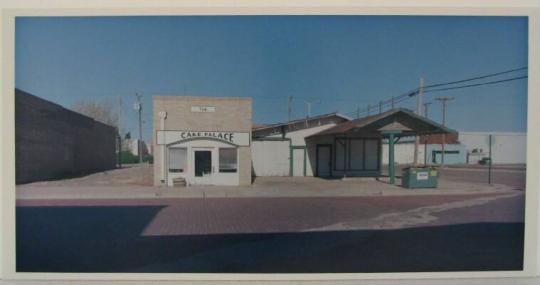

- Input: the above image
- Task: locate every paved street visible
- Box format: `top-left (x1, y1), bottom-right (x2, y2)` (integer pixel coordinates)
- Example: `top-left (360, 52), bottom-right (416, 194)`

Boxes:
top-left (439, 167), bottom-right (526, 190)
top-left (15, 164), bottom-right (526, 273)
top-left (16, 192), bottom-right (524, 273)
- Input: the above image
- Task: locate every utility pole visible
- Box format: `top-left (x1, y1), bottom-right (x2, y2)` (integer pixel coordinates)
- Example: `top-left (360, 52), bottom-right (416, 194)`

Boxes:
top-left (305, 100), bottom-right (320, 127)
top-left (423, 102), bottom-right (432, 119)
top-left (423, 101), bottom-right (431, 166)
top-left (134, 93), bottom-right (143, 164)
top-left (288, 96), bottom-right (293, 122)
top-left (413, 78), bottom-right (424, 165)
top-left (379, 101), bottom-right (383, 114)
top-left (435, 96), bottom-right (454, 167)
top-left (488, 134), bottom-right (493, 185)
top-left (118, 97), bottom-right (123, 168)
top-left (367, 104), bottom-right (371, 115)
top-left (391, 96), bottom-right (395, 109)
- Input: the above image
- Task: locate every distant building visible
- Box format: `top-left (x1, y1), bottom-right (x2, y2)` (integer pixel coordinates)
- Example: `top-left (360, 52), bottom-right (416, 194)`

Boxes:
top-left (127, 139), bottom-right (148, 157)
top-left (459, 132), bottom-right (526, 164)
top-left (15, 89), bottom-right (117, 184)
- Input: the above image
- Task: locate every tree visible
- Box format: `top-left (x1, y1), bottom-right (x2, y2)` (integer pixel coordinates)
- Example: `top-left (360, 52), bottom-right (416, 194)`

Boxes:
top-left (71, 99), bottom-right (119, 128)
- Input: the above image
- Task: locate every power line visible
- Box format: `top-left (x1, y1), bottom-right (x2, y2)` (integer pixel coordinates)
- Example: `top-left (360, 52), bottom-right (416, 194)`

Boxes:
top-left (342, 67), bottom-right (528, 119)
top-left (423, 66), bottom-right (527, 89)
top-left (424, 75), bottom-right (528, 93)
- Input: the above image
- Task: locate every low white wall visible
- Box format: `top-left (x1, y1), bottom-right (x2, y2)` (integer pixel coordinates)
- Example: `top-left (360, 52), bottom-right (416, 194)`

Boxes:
top-left (381, 143), bottom-right (426, 165)
top-left (251, 140), bottom-right (290, 176)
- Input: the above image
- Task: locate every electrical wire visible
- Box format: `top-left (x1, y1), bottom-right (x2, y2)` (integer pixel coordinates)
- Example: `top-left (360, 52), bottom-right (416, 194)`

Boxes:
top-left (423, 66), bottom-right (527, 89)
top-left (423, 75), bottom-right (528, 93)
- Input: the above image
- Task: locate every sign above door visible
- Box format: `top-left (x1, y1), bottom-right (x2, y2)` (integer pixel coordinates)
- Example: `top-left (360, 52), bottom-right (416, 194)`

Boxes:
top-left (156, 130), bottom-right (250, 146)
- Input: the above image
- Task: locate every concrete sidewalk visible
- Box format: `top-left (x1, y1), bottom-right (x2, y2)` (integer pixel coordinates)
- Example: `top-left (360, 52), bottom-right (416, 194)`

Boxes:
top-left (16, 176), bottom-right (515, 200)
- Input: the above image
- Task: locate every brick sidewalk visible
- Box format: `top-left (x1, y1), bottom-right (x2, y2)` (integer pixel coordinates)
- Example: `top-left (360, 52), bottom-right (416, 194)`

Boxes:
top-left (17, 192), bottom-right (522, 235)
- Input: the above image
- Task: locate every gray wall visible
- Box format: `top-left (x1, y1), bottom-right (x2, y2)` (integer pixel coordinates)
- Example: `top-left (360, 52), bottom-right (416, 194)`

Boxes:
top-left (15, 89), bottom-right (117, 184)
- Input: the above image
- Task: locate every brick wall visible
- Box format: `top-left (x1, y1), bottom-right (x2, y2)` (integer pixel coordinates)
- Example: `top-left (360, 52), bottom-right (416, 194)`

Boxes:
top-left (15, 89), bottom-right (117, 184)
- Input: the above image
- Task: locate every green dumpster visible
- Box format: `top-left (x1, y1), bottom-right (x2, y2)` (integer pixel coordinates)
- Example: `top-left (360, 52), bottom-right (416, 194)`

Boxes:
top-left (401, 166), bottom-right (438, 188)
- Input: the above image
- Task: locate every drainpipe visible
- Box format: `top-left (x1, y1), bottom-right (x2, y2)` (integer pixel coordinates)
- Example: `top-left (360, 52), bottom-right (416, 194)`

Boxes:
top-left (158, 111), bottom-right (167, 184)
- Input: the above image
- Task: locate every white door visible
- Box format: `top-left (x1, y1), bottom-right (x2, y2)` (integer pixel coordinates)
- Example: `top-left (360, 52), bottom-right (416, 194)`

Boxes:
top-left (292, 148), bottom-right (305, 176)
top-left (317, 145), bottom-right (332, 177)
top-left (192, 148), bottom-right (214, 185)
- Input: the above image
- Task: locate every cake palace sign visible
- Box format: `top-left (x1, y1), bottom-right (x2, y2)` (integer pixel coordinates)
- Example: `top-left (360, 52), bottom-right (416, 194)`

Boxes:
top-left (156, 130), bottom-right (250, 146)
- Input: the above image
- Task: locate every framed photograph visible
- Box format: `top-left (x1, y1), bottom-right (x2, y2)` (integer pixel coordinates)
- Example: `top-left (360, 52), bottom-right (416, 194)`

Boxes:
top-left (1, 0), bottom-right (539, 284)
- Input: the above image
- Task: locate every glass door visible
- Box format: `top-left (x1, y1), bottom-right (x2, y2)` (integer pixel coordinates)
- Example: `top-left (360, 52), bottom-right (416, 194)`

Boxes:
top-left (193, 149), bottom-right (213, 184)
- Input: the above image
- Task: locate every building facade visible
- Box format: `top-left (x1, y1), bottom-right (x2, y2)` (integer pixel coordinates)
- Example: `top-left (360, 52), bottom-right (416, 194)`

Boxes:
top-left (459, 132), bottom-right (526, 164)
top-left (15, 89), bottom-right (117, 184)
top-left (253, 108), bottom-right (456, 180)
top-left (252, 113), bottom-right (351, 177)
top-left (153, 96), bottom-right (252, 186)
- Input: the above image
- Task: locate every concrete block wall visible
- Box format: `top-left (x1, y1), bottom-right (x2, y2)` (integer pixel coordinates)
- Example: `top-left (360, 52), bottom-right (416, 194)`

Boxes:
top-left (15, 89), bottom-right (117, 184)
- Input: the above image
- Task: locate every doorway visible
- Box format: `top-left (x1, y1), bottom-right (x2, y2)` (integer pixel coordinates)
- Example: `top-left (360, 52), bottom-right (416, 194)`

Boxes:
top-left (194, 149), bottom-right (213, 184)
top-left (316, 144), bottom-right (332, 177)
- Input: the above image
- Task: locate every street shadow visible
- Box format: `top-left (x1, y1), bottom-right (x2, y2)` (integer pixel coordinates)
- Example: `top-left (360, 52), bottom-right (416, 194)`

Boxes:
top-left (16, 206), bottom-right (524, 273)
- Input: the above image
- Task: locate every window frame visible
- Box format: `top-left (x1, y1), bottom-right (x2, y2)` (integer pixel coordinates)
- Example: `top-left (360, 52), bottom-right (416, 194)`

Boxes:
top-left (218, 147), bottom-right (238, 173)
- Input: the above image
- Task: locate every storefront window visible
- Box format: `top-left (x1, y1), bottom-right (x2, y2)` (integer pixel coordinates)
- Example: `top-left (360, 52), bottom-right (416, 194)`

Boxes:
top-left (169, 148), bottom-right (186, 173)
top-left (219, 148), bottom-right (237, 173)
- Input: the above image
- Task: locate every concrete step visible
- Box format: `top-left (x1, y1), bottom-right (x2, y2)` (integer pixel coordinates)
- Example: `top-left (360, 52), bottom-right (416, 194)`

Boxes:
top-left (172, 177), bottom-right (187, 187)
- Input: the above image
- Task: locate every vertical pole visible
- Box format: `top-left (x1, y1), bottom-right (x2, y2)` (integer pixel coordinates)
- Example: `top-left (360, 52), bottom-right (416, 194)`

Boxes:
top-left (488, 134), bottom-right (492, 185)
top-left (379, 101), bottom-right (382, 114)
top-left (436, 96), bottom-right (453, 167)
top-left (441, 99), bottom-right (446, 166)
top-left (391, 96), bottom-right (395, 109)
top-left (367, 104), bottom-right (371, 115)
top-left (289, 146), bottom-right (293, 176)
top-left (117, 134), bottom-right (122, 168)
top-left (424, 138), bottom-right (428, 166)
top-left (288, 96), bottom-right (293, 122)
top-left (389, 133), bottom-right (395, 184)
top-left (159, 111), bottom-right (167, 183)
top-left (137, 95), bottom-right (143, 164)
top-left (413, 78), bottom-right (424, 165)
top-left (423, 101), bottom-right (430, 167)
top-left (423, 102), bottom-right (431, 119)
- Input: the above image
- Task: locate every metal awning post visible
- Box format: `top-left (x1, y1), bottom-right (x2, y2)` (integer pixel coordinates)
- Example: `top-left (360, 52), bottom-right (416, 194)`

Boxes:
top-left (382, 130), bottom-right (402, 184)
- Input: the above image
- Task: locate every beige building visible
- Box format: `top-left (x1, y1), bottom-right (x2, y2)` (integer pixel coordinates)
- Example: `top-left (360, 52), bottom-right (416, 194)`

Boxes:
top-left (153, 96), bottom-right (252, 186)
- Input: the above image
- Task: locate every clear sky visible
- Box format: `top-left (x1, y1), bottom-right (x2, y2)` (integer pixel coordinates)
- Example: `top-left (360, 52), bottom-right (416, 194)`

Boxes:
top-left (15, 16), bottom-right (528, 143)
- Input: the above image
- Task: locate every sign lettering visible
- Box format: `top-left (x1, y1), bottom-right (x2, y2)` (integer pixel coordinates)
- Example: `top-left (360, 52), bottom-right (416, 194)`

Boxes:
top-left (156, 130), bottom-right (249, 146)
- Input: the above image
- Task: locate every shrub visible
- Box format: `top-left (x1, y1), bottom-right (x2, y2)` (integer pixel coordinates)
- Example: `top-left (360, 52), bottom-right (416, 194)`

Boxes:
top-left (120, 151), bottom-right (138, 164)
top-left (143, 154), bottom-right (154, 164)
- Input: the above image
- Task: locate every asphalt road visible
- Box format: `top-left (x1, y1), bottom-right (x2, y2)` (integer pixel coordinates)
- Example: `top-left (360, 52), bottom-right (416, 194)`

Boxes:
top-left (439, 167), bottom-right (526, 190)
top-left (16, 193), bottom-right (524, 273)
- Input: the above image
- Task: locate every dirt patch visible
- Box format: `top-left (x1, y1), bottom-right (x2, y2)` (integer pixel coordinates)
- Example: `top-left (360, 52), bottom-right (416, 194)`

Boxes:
top-left (25, 164), bottom-right (154, 187)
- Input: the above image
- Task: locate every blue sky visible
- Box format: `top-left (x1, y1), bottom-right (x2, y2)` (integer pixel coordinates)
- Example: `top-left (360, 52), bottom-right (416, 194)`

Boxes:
top-left (15, 16), bottom-right (528, 142)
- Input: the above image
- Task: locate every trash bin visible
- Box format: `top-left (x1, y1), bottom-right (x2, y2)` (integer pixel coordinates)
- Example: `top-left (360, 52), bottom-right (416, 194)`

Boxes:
top-left (402, 166), bottom-right (438, 188)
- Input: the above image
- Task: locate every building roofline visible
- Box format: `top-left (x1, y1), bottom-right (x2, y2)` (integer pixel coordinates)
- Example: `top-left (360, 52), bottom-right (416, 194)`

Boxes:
top-left (306, 108), bottom-right (458, 138)
top-left (153, 95), bottom-right (252, 101)
top-left (252, 112), bottom-right (351, 131)
top-left (15, 88), bottom-right (117, 130)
